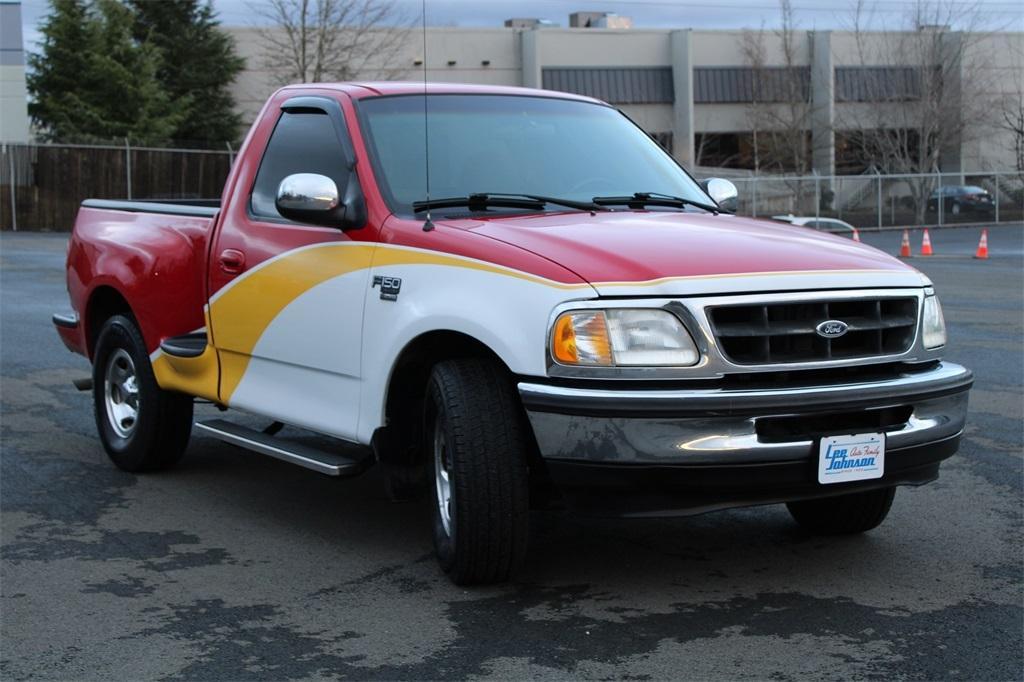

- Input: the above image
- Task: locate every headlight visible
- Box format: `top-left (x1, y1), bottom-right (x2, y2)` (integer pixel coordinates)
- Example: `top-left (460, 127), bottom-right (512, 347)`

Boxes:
top-left (922, 294), bottom-right (946, 349)
top-left (551, 309), bottom-right (700, 367)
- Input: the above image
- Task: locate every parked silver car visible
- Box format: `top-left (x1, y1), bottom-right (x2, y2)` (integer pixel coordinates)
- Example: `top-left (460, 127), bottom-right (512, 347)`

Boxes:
top-left (772, 215), bottom-right (858, 236)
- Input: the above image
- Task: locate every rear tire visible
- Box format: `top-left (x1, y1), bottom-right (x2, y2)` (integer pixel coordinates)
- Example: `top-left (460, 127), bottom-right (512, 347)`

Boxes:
top-left (425, 358), bottom-right (530, 585)
top-left (786, 487), bottom-right (896, 535)
top-left (92, 314), bottom-right (193, 472)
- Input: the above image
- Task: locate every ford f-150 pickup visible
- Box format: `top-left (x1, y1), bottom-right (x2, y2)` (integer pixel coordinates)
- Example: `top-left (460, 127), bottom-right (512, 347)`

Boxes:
top-left (54, 83), bottom-right (973, 585)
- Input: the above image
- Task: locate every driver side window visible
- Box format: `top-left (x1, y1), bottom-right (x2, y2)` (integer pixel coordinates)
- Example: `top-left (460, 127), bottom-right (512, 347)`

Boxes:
top-left (251, 111), bottom-right (351, 221)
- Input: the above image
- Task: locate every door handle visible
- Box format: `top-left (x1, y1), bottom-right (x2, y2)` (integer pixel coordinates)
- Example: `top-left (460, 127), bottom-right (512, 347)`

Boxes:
top-left (218, 249), bottom-right (245, 274)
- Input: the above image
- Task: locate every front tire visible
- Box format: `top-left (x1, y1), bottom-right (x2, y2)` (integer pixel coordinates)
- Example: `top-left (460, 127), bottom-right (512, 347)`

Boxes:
top-left (786, 487), bottom-right (896, 534)
top-left (92, 314), bottom-right (193, 472)
top-left (426, 358), bottom-right (530, 585)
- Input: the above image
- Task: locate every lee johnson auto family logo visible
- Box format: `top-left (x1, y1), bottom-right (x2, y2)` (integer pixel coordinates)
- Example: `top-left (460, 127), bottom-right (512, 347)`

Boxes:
top-left (824, 443), bottom-right (880, 471)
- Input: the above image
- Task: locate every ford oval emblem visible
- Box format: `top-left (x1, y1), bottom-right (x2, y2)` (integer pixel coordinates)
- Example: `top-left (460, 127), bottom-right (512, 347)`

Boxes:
top-left (816, 320), bottom-right (849, 338)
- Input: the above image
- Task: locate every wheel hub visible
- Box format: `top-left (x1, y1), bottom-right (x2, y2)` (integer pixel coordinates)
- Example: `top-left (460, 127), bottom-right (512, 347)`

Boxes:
top-left (104, 348), bottom-right (139, 438)
top-left (433, 416), bottom-right (453, 535)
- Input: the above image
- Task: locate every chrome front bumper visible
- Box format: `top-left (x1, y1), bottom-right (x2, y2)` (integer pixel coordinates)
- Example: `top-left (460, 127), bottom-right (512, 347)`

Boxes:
top-left (519, 362), bottom-right (972, 466)
top-left (518, 361), bottom-right (972, 516)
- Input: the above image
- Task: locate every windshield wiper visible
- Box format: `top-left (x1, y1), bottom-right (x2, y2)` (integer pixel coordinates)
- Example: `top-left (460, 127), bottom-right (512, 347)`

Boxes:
top-left (412, 193), bottom-right (603, 213)
top-left (592, 192), bottom-right (722, 214)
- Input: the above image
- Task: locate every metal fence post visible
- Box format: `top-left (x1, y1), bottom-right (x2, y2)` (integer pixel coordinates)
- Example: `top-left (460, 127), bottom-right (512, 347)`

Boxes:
top-left (752, 176), bottom-right (758, 217)
top-left (937, 171), bottom-right (943, 227)
top-left (814, 170), bottom-right (820, 221)
top-left (995, 174), bottom-right (1000, 223)
top-left (837, 175), bottom-right (843, 220)
top-left (876, 170), bottom-right (882, 229)
top-left (225, 141), bottom-right (234, 167)
top-left (125, 137), bottom-right (133, 200)
top-left (5, 144), bottom-right (16, 232)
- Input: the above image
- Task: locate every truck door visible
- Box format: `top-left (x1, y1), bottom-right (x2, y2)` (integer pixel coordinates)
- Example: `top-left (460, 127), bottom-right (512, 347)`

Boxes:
top-left (207, 94), bottom-right (377, 441)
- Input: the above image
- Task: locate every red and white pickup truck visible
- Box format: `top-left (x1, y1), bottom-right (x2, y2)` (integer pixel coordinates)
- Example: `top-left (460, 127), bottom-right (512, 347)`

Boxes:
top-left (54, 83), bottom-right (972, 584)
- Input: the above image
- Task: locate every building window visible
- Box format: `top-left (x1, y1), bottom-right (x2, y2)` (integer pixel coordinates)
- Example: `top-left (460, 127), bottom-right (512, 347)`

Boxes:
top-left (695, 133), bottom-right (747, 168)
top-left (541, 67), bottom-right (674, 104)
top-left (835, 67), bottom-right (923, 102)
top-left (694, 67), bottom-right (810, 104)
top-left (695, 131), bottom-right (812, 172)
top-left (835, 129), bottom-right (923, 173)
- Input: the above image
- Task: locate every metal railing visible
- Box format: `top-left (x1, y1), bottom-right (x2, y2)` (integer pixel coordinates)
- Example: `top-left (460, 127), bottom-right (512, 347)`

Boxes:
top-left (726, 170), bottom-right (1024, 229)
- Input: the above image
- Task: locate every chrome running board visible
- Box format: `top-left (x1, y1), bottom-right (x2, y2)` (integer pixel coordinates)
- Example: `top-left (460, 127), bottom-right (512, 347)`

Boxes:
top-left (195, 419), bottom-right (372, 477)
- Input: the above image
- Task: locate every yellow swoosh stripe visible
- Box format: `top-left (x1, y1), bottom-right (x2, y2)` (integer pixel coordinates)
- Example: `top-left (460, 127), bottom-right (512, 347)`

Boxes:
top-left (152, 242), bottom-right (915, 405)
top-left (214, 243), bottom-right (376, 400)
top-left (212, 242), bottom-right (589, 402)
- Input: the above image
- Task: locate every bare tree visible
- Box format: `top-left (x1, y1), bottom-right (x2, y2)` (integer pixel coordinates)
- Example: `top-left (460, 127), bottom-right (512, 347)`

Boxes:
top-left (740, 1), bottom-right (817, 176)
top-left (253, 0), bottom-right (412, 84)
top-left (740, 1), bottom-right (824, 214)
top-left (1003, 93), bottom-right (1024, 176)
top-left (999, 40), bottom-right (1024, 175)
top-left (839, 0), bottom-right (1000, 220)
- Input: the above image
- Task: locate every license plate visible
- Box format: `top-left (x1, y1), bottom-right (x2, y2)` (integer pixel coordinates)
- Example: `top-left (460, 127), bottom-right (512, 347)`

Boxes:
top-left (818, 433), bottom-right (885, 484)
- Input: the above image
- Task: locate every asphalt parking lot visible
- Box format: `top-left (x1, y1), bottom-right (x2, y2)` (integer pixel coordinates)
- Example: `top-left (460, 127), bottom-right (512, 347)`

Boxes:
top-left (2, 226), bottom-right (1021, 680)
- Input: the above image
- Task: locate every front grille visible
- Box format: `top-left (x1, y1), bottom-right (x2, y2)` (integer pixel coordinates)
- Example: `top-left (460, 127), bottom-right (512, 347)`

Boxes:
top-left (708, 297), bottom-right (918, 365)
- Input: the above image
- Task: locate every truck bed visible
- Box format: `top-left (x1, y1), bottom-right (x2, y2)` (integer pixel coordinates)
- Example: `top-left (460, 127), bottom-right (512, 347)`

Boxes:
top-left (60, 199), bottom-right (221, 360)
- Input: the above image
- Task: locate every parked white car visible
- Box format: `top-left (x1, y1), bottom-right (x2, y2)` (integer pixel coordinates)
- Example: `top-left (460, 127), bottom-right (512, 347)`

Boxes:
top-left (773, 215), bottom-right (858, 236)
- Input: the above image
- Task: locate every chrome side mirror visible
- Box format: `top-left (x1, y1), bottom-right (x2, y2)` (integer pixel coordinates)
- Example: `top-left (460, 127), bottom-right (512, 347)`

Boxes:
top-left (276, 173), bottom-right (341, 225)
top-left (700, 178), bottom-right (738, 213)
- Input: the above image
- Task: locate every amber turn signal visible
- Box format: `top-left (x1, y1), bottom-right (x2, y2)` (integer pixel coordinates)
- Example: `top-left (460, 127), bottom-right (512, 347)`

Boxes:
top-left (551, 311), bottom-right (613, 366)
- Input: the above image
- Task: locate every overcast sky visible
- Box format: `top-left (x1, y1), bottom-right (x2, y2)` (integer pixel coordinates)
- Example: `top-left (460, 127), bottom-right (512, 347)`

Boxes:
top-left (18, 0), bottom-right (1024, 53)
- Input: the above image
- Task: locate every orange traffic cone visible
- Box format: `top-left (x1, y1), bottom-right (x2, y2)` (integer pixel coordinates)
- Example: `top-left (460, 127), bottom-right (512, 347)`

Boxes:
top-left (852, 228), bottom-right (861, 242)
top-left (899, 229), bottom-right (912, 258)
top-left (974, 229), bottom-right (989, 259)
top-left (920, 228), bottom-right (933, 256)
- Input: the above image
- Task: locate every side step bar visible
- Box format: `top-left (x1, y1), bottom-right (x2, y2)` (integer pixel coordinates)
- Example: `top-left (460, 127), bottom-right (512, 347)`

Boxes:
top-left (195, 419), bottom-right (372, 477)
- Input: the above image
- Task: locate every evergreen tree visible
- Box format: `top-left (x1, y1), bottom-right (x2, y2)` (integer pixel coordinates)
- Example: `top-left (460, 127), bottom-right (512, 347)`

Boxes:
top-left (129, 0), bottom-right (245, 145)
top-left (27, 0), bottom-right (92, 141)
top-left (28, 0), bottom-right (188, 144)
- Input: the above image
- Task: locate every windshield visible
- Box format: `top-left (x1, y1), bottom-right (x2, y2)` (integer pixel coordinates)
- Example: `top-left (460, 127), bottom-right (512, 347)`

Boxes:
top-left (357, 94), bottom-right (711, 216)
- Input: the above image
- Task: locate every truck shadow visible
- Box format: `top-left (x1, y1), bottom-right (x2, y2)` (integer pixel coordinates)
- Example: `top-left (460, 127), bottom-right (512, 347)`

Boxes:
top-left (175, 431), bottom-right (886, 594)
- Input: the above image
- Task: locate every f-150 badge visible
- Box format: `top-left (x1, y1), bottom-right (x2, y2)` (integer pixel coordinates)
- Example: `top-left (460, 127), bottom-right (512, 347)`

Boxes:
top-left (372, 275), bottom-right (402, 301)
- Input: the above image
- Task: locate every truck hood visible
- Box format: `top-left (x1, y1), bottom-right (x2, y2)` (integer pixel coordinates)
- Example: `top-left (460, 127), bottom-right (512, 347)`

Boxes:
top-left (454, 211), bottom-right (927, 296)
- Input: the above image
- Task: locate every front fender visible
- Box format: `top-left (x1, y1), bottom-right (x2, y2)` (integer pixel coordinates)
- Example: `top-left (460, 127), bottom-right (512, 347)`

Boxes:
top-left (356, 251), bottom-right (596, 443)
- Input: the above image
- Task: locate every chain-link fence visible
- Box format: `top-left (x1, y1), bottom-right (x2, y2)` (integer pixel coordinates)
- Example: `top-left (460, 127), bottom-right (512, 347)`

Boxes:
top-left (1, 142), bottom-right (235, 231)
top-left (3, 141), bottom-right (1022, 231)
top-left (728, 170), bottom-right (1024, 229)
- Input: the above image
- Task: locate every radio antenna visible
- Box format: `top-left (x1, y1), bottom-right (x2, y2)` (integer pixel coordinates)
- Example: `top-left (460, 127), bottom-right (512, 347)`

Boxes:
top-left (421, 0), bottom-right (434, 232)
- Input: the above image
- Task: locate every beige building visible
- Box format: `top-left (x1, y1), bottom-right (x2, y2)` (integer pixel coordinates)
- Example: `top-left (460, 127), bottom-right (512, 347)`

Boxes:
top-left (1, 1), bottom-right (31, 143)
top-left (5, 0), bottom-right (1019, 175)
top-left (226, 18), bottom-right (1023, 175)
